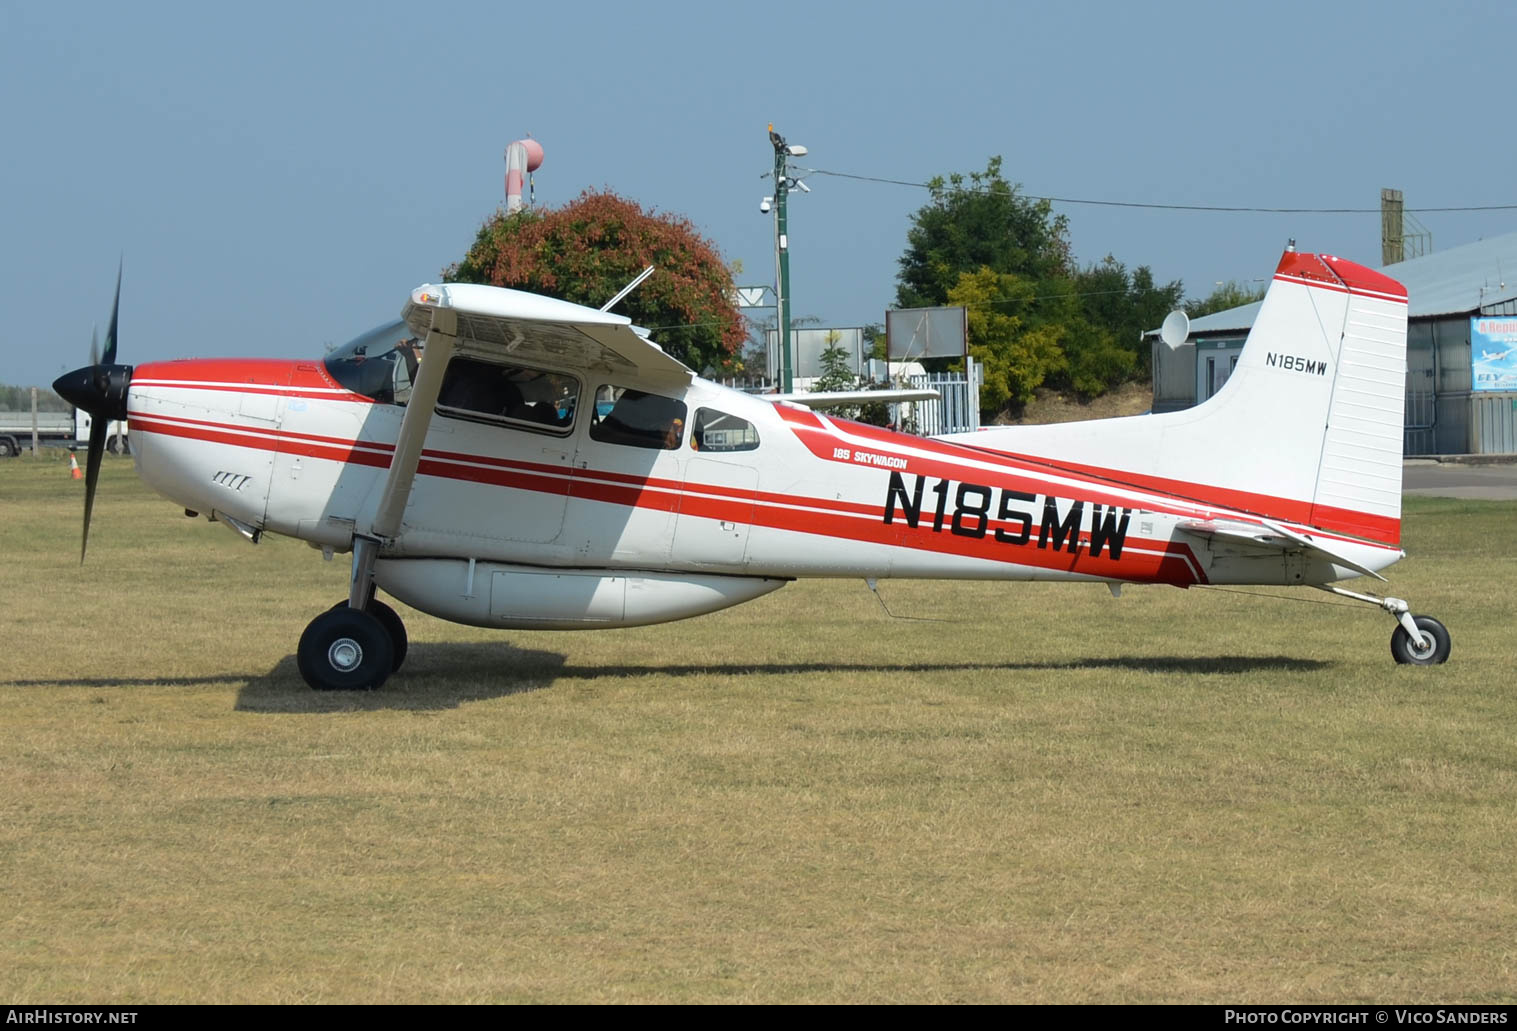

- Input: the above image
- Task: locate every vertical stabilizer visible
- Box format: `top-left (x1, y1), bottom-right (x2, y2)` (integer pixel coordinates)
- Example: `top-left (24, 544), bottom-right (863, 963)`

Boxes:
top-left (938, 250), bottom-right (1410, 546)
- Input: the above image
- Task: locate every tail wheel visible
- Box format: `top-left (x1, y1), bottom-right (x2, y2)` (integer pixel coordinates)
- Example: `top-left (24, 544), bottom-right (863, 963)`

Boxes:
top-left (298, 607), bottom-right (394, 691)
top-left (328, 598), bottom-right (408, 671)
top-left (1391, 615), bottom-right (1451, 666)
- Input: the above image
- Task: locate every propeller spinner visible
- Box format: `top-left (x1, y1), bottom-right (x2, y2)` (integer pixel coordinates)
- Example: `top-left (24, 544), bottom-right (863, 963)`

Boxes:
top-left (52, 265), bottom-right (133, 562)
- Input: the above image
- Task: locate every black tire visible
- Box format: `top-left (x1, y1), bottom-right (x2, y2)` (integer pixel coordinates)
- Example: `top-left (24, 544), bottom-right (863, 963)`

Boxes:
top-left (0, 438), bottom-right (16, 458)
top-left (1391, 615), bottom-right (1451, 666)
top-left (107, 434), bottom-right (129, 455)
top-left (328, 598), bottom-right (408, 671)
top-left (298, 607), bottom-right (395, 691)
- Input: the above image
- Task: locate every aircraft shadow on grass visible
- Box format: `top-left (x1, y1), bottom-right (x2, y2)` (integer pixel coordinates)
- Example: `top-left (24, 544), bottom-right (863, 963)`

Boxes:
top-left (1, 652), bottom-right (1332, 711)
top-left (235, 641), bottom-right (569, 712)
top-left (229, 647), bottom-right (1332, 714)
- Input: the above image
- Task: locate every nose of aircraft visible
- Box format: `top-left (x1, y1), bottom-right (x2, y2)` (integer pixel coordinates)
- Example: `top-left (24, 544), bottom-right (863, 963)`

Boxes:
top-left (53, 363), bottom-right (133, 423)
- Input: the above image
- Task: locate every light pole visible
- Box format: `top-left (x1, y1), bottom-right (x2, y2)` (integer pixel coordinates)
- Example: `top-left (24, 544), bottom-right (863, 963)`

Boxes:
top-left (767, 124), bottom-right (806, 393)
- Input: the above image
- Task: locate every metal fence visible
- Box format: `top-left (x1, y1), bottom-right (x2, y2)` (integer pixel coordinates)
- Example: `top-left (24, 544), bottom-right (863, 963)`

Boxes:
top-left (908, 357), bottom-right (981, 435)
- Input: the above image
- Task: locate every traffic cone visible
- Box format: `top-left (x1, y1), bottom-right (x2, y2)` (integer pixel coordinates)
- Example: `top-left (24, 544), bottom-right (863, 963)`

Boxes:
top-left (69, 453), bottom-right (82, 480)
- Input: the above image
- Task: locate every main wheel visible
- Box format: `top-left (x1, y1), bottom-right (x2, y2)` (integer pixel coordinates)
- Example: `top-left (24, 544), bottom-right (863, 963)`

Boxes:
top-left (298, 607), bottom-right (395, 691)
top-left (107, 433), bottom-right (129, 455)
top-left (1391, 615), bottom-right (1451, 665)
top-left (328, 598), bottom-right (408, 671)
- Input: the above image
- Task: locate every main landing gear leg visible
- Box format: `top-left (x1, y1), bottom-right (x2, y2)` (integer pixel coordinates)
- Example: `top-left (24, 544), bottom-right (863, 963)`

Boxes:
top-left (1315, 585), bottom-right (1451, 665)
top-left (347, 534), bottom-right (380, 611)
top-left (296, 535), bottom-right (406, 691)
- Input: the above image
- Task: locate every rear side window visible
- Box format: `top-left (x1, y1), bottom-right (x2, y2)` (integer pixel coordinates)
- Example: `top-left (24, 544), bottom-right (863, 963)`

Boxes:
top-left (589, 385), bottom-right (686, 450)
top-left (691, 408), bottom-right (759, 452)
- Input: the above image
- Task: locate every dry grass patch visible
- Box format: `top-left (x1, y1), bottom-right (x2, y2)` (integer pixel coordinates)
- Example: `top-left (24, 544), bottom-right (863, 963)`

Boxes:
top-left (2, 457), bottom-right (1514, 1002)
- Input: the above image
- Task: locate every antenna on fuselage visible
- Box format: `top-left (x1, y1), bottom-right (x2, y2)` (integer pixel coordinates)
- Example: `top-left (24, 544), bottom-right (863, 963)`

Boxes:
top-left (599, 265), bottom-right (656, 313)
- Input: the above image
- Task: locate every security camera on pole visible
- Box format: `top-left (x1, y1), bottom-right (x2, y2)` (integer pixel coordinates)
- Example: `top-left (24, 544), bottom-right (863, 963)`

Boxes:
top-left (766, 124), bottom-right (807, 393)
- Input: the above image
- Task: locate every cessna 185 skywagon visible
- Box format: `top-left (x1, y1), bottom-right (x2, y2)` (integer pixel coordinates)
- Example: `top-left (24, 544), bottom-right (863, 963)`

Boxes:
top-left (55, 246), bottom-right (1449, 691)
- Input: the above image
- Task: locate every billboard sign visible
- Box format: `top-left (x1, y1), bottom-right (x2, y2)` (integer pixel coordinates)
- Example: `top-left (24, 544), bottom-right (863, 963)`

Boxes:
top-left (765, 328), bottom-right (866, 380)
top-left (1472, 317), bottom-right (1517, 392)
top-left (886, 306), bottom-right (967, 361)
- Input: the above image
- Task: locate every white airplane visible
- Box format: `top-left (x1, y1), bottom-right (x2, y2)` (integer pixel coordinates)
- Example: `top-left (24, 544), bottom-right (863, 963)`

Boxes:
top-left (1479, 348), bottom-right (1511, 362)
top-left (54, 247), bottom-right (1450, 691)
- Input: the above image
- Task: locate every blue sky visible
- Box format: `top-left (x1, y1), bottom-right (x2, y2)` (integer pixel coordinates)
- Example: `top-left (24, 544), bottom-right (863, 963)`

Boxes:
top-left (3, 0), bottom-right (1514, 387)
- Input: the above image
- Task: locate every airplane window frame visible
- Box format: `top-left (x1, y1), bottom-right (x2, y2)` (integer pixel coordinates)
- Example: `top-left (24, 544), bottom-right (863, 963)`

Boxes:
top-left (435, 355), bottom-right (581, 438)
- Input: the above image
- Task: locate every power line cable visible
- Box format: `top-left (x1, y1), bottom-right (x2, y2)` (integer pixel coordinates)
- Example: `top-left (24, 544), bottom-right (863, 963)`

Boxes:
top-left (800, 166), bottom-right (1517, 215)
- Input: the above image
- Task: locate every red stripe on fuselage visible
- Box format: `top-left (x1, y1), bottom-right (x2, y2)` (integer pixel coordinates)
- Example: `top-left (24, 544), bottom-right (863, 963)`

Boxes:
top-left (774, 407), bottom-right (1399, 548)
top-left (132, 358), bottom-right (372, 405)
top-left (129, 407), bottom-right (1209, 586)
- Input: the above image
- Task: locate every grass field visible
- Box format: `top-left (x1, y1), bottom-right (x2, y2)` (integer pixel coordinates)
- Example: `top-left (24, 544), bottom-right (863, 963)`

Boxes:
top-left (2, 454), bottom-right (1514, 1003)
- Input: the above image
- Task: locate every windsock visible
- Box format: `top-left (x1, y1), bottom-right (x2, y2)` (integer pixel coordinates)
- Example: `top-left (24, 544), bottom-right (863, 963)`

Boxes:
top-left (504, 138), bottom-right (545, 214)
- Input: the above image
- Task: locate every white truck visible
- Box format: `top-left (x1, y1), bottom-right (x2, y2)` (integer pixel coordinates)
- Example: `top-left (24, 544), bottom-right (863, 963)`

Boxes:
top-left (0, 408), bottom-right (129, 457)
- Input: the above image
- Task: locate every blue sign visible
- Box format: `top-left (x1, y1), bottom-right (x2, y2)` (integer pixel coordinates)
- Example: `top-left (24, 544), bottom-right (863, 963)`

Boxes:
top-left (1471, 317), bottom-right (1517, 392)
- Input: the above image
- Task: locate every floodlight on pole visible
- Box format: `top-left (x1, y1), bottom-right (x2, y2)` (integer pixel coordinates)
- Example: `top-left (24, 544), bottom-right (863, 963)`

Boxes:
top-left (766, 123), bottom-right (807, 393)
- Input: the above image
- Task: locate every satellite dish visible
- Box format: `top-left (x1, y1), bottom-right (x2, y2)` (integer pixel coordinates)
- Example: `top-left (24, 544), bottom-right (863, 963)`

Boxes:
top-left (1159, 310), bottom-right (1190, 350)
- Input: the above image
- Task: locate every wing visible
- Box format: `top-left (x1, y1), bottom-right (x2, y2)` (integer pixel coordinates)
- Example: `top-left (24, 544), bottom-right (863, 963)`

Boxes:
top-left (768, 388), bottom-right (940, 409)
top-left (367, 283), bottom-right (693, 541)
top-left (402, 282), bottom-right (694, 387)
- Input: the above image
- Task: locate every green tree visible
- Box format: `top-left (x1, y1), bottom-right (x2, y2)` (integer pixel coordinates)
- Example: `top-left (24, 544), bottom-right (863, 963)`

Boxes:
top-left (948, 267), bottom-right (1068, 411)
top-left (812, 330), bottom-right (856, 393)
top-left (895, 157), bottom-right (1071, 310)
top-left (807, 330), bottom-right (890, 425)
top-left (1185, 279), bottom-right (1266, 318)
top-left (448, 190), bottom-right (745, 372)
top-left (1072, 256), bottom-right (1183, 381)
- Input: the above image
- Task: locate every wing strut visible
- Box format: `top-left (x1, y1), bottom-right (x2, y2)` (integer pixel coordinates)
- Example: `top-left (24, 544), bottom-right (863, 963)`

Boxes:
top-left (347, 307), bottom-right (459, 609)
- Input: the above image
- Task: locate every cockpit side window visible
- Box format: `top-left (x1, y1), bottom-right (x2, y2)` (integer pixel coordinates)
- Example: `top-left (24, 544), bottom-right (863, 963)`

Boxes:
top-left (691, 408), bottom-right (759, 452)
top-left (436, 357), bottom-right (579, 435)
top-left (588, 385), bottom-right (686, 450)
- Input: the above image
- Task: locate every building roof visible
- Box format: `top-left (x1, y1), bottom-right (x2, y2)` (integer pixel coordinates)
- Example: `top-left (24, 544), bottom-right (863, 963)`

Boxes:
top-left (1169, 231), bottom-right (1517, 337)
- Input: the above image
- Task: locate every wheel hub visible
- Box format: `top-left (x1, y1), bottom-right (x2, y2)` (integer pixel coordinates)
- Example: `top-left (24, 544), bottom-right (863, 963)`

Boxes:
top-left (328, 637), bottom-right (363, 672)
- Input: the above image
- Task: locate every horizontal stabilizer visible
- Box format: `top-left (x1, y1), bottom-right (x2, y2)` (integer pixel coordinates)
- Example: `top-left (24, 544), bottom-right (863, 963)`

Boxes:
top-left (1177, 518), bottom-right (1387, 581)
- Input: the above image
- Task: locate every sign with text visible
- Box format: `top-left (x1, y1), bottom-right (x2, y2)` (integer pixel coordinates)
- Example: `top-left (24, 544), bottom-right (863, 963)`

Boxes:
top-left (1472, 317), bottom-right (1517, 392)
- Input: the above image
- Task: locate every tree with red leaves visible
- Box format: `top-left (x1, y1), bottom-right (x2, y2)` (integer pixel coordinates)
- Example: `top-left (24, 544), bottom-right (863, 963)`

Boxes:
top-left (447, 190), bottom-right (745, 373)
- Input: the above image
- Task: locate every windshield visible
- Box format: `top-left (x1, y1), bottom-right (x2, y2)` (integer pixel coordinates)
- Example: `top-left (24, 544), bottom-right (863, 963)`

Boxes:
top-left (323, 320), bottom-right (422, 404)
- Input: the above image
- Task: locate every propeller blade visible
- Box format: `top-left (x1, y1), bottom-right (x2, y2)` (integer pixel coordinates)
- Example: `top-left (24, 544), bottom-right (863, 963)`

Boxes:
top-left (56, 262), bottom-right (131, 564)
top-left (101, 261), bottom-right (121, 366)
top-left (90, 325), bottom-right (99, 368)
top-left (80, 416), bottom-right (109, 563)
